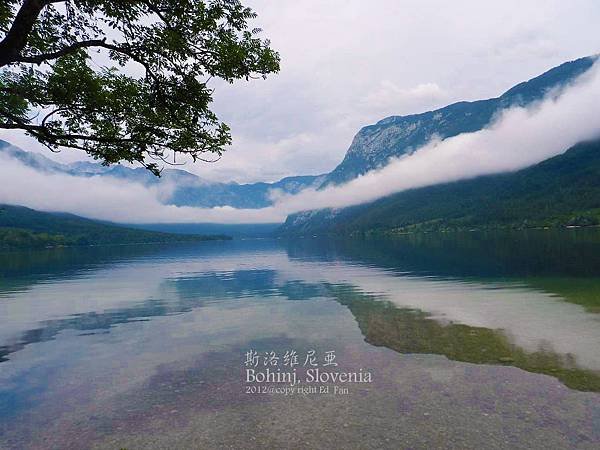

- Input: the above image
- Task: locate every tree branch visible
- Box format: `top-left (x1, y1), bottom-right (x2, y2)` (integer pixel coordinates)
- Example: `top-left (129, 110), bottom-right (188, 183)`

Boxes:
top-left (0, 0), bottom-right (47, 67)
top-left (14, 39), bottom-right (162, 83)
top-left (17, 38), bottom-right (107, 64)
top-left (0, 118), bottom-right (201, 153)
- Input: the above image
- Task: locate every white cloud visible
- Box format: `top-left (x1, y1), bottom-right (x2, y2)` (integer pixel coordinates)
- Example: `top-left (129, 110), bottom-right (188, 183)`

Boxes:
top-left (0, 156), bottom-right (283, 223)
top-left (361, 82), bottom-right (447, 117)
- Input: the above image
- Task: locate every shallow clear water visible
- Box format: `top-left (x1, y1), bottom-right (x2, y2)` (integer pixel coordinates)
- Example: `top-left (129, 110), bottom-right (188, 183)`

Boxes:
top-left (0, 231), bottom-right (599, 449)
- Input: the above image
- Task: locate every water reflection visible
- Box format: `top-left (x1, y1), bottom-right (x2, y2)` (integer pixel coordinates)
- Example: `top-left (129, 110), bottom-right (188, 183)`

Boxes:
top-left (0, 268), bottom-right (329, 363)
top-left (330, 284), bottom-right (600, 391)
top-left (1, 233), bottom-right (599, 448)
top-left (289, 230), bottom-right (600, 311)
top-left (0, 234), bottom-right (599, 394)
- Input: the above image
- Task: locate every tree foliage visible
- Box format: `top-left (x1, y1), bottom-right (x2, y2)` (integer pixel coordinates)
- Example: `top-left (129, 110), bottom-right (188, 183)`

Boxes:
top-left (0, 0), bottom-right (279, 174)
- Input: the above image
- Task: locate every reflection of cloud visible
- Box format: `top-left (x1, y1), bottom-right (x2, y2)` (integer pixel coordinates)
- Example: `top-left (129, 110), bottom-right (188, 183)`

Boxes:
top-left (2, 245), bottom-right (598, 371)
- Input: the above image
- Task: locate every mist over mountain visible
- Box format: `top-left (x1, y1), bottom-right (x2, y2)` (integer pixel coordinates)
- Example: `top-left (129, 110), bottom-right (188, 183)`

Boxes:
top-left (0, 141), bottom-right (325, 209)
top-left (322, 56), bottom-right (596, 186)
top-left (0, 55), bottom-right (598, 227)
top-left (279, 139), bottom-right (600, 235)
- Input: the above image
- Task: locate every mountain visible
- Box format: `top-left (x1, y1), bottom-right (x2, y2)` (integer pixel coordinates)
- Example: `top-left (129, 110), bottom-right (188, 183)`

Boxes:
top-left (278, 139), bottom-right (600, 235)
top-left (0, 142), bottom-right (69, 173)
top-left (0, 205), bottom-right (229, 249)
top-left (67, 161), bottom-right (326, 209)
top-left (0, 56), bottom-right (596, 213)
top-left (322, 56), bottom-right (597, 186)
top-left (166, 174), bottom-right (326, 209)
top-left (0, 140), bottom-right (325, 209)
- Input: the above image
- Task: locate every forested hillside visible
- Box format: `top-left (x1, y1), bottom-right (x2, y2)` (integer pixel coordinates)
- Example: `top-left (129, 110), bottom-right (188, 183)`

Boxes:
top-left (280, 140), bottom-right (600, 235)
top-left (0, 205), bottom-right (228, 250)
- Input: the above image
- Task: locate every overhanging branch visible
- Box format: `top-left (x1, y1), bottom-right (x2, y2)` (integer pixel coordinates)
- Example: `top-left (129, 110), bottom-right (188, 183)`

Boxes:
top-left (16, 39), bottom-right (108, 64)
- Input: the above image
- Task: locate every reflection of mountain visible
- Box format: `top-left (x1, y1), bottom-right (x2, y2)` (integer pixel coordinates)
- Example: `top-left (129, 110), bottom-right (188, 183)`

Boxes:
top-left (285, 229), bottom-right (600, 277)
top-left (1, 254), bottom-right (598, 392)
top-left (284, 230), bottom-right (600, 312)
top-left (0, 247), bottom-right (146, 299)
top-left (0, 268), bottom-right (325, 364)
top-left (329, 284), bottom-right (600, 392)
top-left (0, 239), bottom-right (277, 295)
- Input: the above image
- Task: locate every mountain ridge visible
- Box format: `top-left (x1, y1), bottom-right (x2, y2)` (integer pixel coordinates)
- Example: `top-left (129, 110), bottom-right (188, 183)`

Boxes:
top-left (322, 55), bottom-right (597, 186)
top-left (278, 139), bottom-right (600, 235)
top-left (0, 55), bottom-right (597, 215)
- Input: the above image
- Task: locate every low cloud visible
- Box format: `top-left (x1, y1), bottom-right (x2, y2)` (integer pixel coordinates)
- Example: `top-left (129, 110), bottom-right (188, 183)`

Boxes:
top-left (1, 63), bottom-right (599, 225)
top-left (0, 158), bottom-right (282, 223)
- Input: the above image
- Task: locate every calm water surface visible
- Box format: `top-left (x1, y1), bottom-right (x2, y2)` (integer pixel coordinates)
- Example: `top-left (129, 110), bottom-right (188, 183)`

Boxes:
top-left (0, 231), bottom-right (599, 449)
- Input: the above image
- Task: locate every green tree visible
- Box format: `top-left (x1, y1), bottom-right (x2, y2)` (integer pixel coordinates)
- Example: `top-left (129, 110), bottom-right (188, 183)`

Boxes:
top-left (0, 0), bottom-right (279, 174)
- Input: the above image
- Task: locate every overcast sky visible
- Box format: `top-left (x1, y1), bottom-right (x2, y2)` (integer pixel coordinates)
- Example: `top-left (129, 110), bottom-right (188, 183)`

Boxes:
top-left (1, 0), bottom-right (600, 183)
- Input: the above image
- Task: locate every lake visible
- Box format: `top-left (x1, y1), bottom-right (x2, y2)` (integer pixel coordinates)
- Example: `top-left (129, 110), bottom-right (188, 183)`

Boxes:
top-left (0, 230), bottom-right (599, 449)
